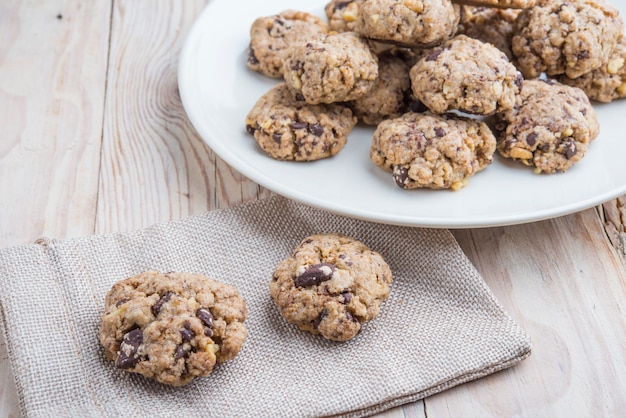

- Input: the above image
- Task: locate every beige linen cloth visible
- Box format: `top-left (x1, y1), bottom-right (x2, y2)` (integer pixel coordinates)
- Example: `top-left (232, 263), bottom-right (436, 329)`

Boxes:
top-left (0, 196), bottom-right (531, 418)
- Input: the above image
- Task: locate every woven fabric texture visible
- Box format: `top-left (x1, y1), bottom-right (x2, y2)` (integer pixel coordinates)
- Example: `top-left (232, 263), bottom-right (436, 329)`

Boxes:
top-left (0, 196), bottom-right (531, 417)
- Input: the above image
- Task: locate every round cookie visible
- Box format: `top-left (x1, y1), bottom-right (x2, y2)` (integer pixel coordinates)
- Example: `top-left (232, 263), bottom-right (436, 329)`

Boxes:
top-left (355, 0), bottom-right (460, 47)
top-left (99, 271), bottom-right (248, 386)
top-left (348, 54), bottom-right (411, 125)
top-left (371, 112), bottom-right (496, 190)
top-left (245, 83), bottom-right (357, 161)
top-left (270, 234), bottom-right (392, 342)
top-left (512, 0), bottom-right (624, 79)
top-left (410, 35), bottom-right (522, 115)
top-left (452, 0), bottom-right (535, 9)
top-left (283, 31), bottom-right (379, 104)
top-left (457, 6), bottom-right (521, 60)
top-left (558, 38), bottom-right (626, 103)
top-left (495, 79), bottom-right (600, 174)
top-left (325, 0), bottom-right (363, 32)
top-left (247, 10), bottom-right (328, 78)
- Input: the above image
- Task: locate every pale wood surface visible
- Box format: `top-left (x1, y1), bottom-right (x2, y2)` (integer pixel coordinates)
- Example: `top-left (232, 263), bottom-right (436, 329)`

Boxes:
top-left (1, 1), bottom-right (625, 417)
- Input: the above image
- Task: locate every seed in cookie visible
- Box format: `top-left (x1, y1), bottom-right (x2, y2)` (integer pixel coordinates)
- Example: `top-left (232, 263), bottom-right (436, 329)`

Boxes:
top-left (370, 112), bottom-right (496, 190)
top-left (99, 271), bottom-right (248, 386)
top-left (494, 79), bottom-right (600, 174)
top-left (354, 0), bottom-right (460, 47)
top-left (245, 83), bottom-right (357, 161)
top-left (512, 0), bottom-right (624, 79)
top-left (270, 234), bottom-right (392, 342)
top-left (410, 35), bottom-right (522, 115)
top-left (247, 10), bottom-right (328, 78)
top-left (283, 31), bottom-right (379, 104)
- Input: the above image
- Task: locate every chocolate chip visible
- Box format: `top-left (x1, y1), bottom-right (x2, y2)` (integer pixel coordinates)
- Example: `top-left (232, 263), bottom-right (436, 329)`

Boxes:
top-left (425, 49), bottom-right (443, 61)
top-left (247, 47), bottom-right (259, 65)
top-left (152, 292), bottom-right (174, 316)
top-left (290, 61), bottom-right (303, 71)
top-left (303, 239), bottom-right (313, 244)
top-left (295, 263), bottom-right (337, 287)
top-left (116, 328), bottom-right (143, 369)
top-left (196, 308), bottom-right (214, 328)
top-left (392, 165), bottom-right (410, 188)
top-left (204, 328), bottom-right (214, 337)
top-left (341, 292), bottom-right (352, 304)
top-left (289, 122), bottom-right (307, 130)
top-left (174, 345), bottom-right (187, 361)
top-left (526, 133), bottom-right (538, 146)
top-left (115, 298), bottom-right (130, 308)
top-left (312, 308), bottom-right (329, 329)
top-left (295, 93), bottom-right (305, 101)
top-left (578, 50), bottom-right (590, 60)
top-left (434, 127), bottom-right (446, 137)
top-left (345, 311), bottom-right (358, 323)
top-left (338, 254), bottom-right (346, 259)
top-left (181, 322), bottom-right (195, 343)
top-left (515, 73), bottom-right (523, 89)
top-left (308, 124), bottom-right (324, 137)
top-left (273, 133), bottom-right (282, 143)
top-left (246, 124), bottom-right (256, 135)
top-left (539, 143), bottom-right (550, 152)
top-left (564, 140), bottom-right (576, 159)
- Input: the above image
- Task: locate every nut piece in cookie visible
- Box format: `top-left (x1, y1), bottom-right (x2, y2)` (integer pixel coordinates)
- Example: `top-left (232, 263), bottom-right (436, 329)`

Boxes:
top-left (99, 271), bottom-right (248, 386)
top-left (355, 0), bottom-right (460, 47)
top-left (370, 112), bottom-right (496, 190)
top-left (512, 0), bottom-right (624, 79)
top-left (410, 35), bottom-right (522, 115)
top-left (558, 38), bottom-right (626, 103)
top-left (283, 31), bottom-right (379, 104)
top-left (457, 5), bottom-right (521, 60)
top-left (247, 10), bottom-right (328, 78)
top-left (270, 234), bottom-right (392, 342)
top-left (348, 54), bottom-right (411, 125)
top-left (245, 83), bottom-right (357, 161)
top-left (495, 79), bottom-right (600, 174)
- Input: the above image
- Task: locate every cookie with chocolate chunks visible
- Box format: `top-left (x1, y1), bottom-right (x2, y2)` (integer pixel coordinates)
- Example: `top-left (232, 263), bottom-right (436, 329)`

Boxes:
top-left (99, 271), bottom-right (247, 386)
top-left (270, 234), bottom-right (392, 342)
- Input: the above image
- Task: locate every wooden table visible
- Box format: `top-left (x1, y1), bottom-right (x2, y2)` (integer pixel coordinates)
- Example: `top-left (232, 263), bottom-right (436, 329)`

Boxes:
top-left (1, 1), bottom-right (625, 416)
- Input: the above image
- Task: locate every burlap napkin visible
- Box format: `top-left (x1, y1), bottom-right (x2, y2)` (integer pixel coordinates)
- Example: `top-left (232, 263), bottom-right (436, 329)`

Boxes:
top-left (0, 196), bottom-right (531, 418)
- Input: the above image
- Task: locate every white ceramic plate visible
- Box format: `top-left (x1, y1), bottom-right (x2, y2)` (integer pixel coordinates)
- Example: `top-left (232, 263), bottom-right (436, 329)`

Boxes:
top-left (178, 0), bottom-right (626, 228)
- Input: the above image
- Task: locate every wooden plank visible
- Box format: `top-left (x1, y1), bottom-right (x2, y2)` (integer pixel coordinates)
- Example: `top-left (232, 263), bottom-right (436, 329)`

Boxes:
top-left (96, 0), bottom-right (269, 234)
top-left (601, 196), bottom-right (626, 262)
top-left (429, 208), bottom-right (626, 416)
top-left (0, 1), bottom-right (112, 417)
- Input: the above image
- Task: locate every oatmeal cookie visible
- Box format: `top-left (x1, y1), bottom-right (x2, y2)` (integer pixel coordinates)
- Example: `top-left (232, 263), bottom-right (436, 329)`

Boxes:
top-left (245, 83), bottom-right (357, 161)
top-left (512, 0), bottom-right (624, 79)
top-left (371, 112), bottom-right (496, 190)
top-left (247, 10), bottom-right (328, 78)
top-left (349, 54), bottom-right (411, 125)
top-left (355, 0), bottom-right (460, 47)
top-left (495, 79), bottom-right (600, 173)
top-left (99, 271), bottom-right (248, 386)
top-left (410, 35), bottom-right (522, 115)
top-left (457, 6), bottom-right (521, 60)
top-left (558, 38), bottom-right (626, 103)
top-left (270, 234), bottom-right (392, 342)
top-left (283, 32), bottom-right (379, 104)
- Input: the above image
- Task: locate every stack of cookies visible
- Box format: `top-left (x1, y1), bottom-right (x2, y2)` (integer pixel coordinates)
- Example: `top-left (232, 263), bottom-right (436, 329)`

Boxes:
top-left (245, 0), bottom-right (624, 189)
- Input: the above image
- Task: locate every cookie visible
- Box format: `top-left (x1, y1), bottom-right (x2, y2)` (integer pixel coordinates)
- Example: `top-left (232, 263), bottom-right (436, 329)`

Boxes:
top-left (457, 6), bottom-right (521, 60)
top-left (349, 54), bottom-right (411, 125)
top-left (283, 31), bottom-right (379, 104)
top-left (247, 10), bottom-right (328, 78)
top-left (512, 0), bottom-right (624, 79)
top-left (270, 234), bottom-right (392, 342)
top-left (355, 0), bottom-right (460, 47)
top-left (558, 38), bottom-right (626, 103)
top-left (495, 79), bottom-right (600, 174)
top-left (99, 271), bottom-right (248, 386)
top-left (410, 35), bottom-right (522, 115)
top-left (452, 0), bottom-right (535, 9)
top-left (325, 0), bottom-right (363, 32)
top-left (371, 112), bottom-right (496, 190)
top-left (245, 83), bottom-right (357, 161)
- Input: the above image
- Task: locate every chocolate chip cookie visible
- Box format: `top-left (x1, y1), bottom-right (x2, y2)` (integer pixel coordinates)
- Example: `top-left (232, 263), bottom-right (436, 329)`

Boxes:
top-left (512, 0), bottom-right (624, 79)
top-left (349, 54), bottom-right (411, 125)
top-left (283, 31), bottom-right (379, 104)
top-left (370, 112), bottom-right (496, 190)
top-left (355, 0), bottom-right (460, 47)
top-left (245, 83), bottom-right (357, 161)
top-left (270, 234), bottom-right (392, 342)
top-left (495, 79), bottom-right (600, 174)
top-left (558, 38), bottom-right (626, 103)
top-left (457, 6), bottom-right (521, 60)
top-left (99, 271), bottom-right (248, 386)
top-left (247, 10), bottom-right (328, 78)
top-left (410, 35), bottom-right (522, 115)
